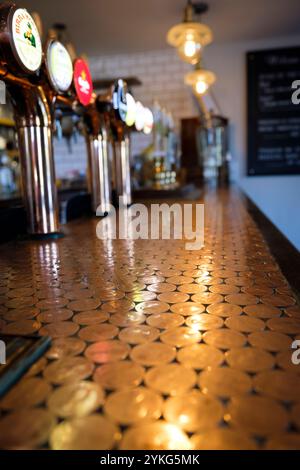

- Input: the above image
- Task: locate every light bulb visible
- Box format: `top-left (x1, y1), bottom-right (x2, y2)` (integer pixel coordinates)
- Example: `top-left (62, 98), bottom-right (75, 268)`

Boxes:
top-left (177, 32), bottom-right (202, 65)
top-left (184, 39), bottom-right (197, 57)
top-left (195, 80), bottom-right (208, 95)
top-left (178, 40), bottom-right (201, 65)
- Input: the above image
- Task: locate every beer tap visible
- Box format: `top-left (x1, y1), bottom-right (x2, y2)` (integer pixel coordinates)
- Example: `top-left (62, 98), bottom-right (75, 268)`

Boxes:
top-left (73, 58), bottom-right (111, 216)
top-left (0, 3), bottom-right (74, 237)
top-left (109, 79), bottom-right (132, 207)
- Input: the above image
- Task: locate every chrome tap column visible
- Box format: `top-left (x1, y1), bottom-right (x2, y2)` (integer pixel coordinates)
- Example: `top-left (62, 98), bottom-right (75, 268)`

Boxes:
top-left (111, 124), bottom-right (132, 207)
top-left (8, 85), bottom-right (59, 235)
top-left (110, 79), bottom-right (132, 207)
top-left (84, 105), bottom-right (111, 214)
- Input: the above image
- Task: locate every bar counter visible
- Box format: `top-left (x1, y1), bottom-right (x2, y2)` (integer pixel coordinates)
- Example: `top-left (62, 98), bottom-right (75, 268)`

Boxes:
top-left (0, 187), bottom-right (300, 450)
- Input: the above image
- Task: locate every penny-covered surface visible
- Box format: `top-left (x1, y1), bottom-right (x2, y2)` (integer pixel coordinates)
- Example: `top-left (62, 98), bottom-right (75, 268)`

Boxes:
top-left (0, 189), bottom-right (300, 450)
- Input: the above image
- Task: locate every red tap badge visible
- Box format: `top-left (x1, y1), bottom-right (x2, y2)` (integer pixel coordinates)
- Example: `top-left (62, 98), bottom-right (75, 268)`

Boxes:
top-left (73, 59), bottom-right (93, 106)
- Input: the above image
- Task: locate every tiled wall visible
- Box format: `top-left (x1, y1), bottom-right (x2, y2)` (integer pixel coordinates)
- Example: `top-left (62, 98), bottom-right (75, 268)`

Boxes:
top-left (89, 49), bottom-right (196, 128)
top-left (54, 49), bottom-right (198, 178)
top-left (54, 135), bottom-right (88, 180)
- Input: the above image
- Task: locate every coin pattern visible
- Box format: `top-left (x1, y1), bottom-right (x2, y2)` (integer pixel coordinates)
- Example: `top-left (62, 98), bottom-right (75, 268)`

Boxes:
top-left (50, 415), bottom-right (120, 450)
top-left (163, 390), bottom-right (224, 432)
top-left (0, 189), bottom-right (300, 450)
top-left (47, 381), bottom-right (104, 418)
top-left (104, 387), bottom-right (163, 425)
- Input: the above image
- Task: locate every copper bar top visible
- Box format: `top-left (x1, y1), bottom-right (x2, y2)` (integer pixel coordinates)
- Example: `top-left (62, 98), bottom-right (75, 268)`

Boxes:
top-left (0, 187), bottom-right (300, 450)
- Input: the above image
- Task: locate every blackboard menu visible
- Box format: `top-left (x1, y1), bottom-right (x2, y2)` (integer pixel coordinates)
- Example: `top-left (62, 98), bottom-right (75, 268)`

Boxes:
top-left (247, 46), bottom-right (300, 176)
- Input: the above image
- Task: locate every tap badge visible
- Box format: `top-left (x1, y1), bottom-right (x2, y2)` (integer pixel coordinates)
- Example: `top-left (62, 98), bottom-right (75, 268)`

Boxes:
top-left (46, 40), bottom-right (73, 93)
top-left (11, 8), bottom-right (42, 72)
top-left (73, 59), bottom-right (93, 106)
top-left (24, 22), bottom-right (36, 48)
top-left (78, 70), bottom-right (90, 94)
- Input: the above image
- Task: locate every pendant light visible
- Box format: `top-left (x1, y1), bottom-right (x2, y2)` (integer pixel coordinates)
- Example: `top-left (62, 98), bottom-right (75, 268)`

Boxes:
top-left (167, 1), bottom-right (212, 65)
top-left (184, 60), bottom-right (216, 96)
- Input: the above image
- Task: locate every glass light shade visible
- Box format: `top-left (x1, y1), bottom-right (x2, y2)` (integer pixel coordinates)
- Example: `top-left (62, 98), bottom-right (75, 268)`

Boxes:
top-left (167, 22), bottom-right (213, 65)
top-left (184, 68), bottom-right (216, 95)
top-left (125, 93), bottom-right (136, 127)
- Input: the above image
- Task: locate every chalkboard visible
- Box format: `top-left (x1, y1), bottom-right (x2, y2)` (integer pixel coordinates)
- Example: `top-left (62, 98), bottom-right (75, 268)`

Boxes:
top-left (247, 46), bottom-right (300, 176)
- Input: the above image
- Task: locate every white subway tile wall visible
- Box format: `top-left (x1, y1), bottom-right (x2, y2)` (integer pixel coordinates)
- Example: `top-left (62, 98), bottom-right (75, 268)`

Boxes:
top-left (54, 135), bottom-right (88, 180)
top-left (54, 49), bottom-right (197, 178)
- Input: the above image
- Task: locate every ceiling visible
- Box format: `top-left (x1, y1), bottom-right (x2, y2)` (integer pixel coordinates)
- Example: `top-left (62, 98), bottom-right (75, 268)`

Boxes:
top-left (20, 0), bottom-right (300, 56)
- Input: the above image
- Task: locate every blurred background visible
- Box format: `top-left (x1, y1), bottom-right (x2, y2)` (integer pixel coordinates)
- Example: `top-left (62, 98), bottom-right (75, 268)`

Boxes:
top-left (0, 0), bottom-right (300, 248)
